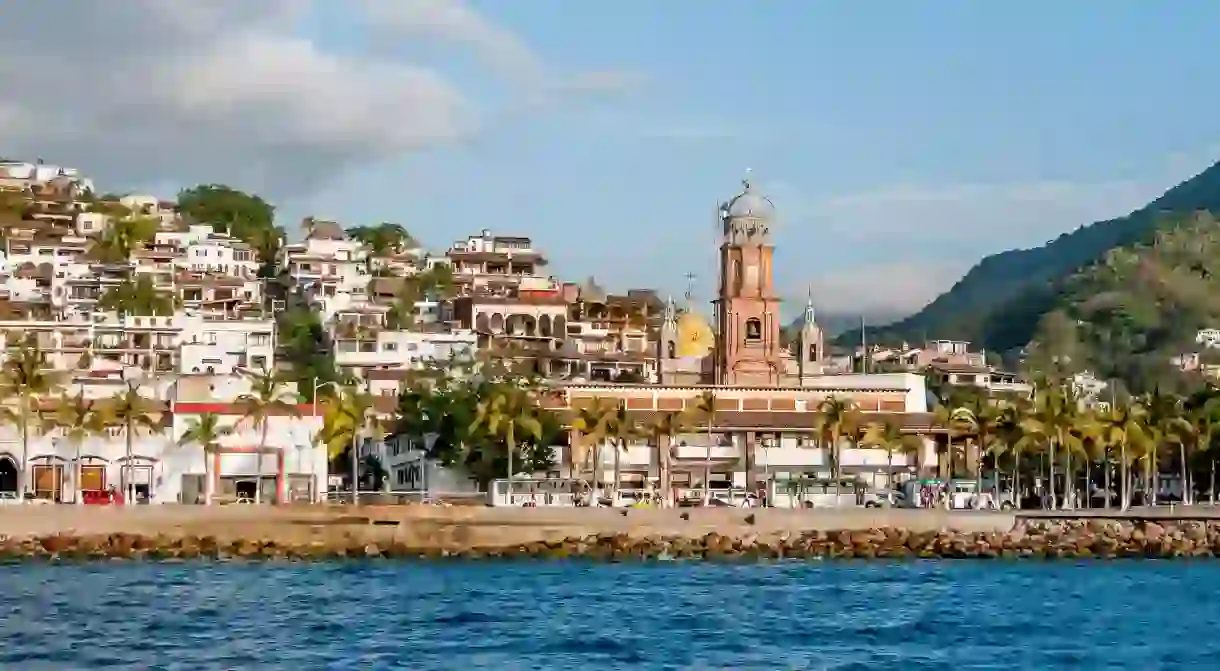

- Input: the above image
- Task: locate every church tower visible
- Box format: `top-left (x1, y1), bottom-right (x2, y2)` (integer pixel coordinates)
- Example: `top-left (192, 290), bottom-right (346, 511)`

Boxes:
top-left (715, 175), bottom-right (783, 386)
top-left (798, 287), bottom-right (825, 380)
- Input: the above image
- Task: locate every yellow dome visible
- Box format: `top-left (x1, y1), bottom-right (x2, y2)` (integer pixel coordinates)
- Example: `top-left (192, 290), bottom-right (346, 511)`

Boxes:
top-left (675, 310), bottom-right (715, 358)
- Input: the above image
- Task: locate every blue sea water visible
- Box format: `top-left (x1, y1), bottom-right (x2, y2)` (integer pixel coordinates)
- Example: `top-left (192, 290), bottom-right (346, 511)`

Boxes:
top-left (0, 560), bottom-right (1216, 670)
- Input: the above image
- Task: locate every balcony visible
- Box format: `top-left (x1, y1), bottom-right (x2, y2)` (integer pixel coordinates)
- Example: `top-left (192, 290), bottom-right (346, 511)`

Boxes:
top-left (671, 444), bottom-right (740, 461)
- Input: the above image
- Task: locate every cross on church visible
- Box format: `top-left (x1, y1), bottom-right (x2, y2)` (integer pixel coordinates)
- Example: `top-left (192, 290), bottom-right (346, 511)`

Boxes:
top-left (683, 271), bottom-right (696, 302)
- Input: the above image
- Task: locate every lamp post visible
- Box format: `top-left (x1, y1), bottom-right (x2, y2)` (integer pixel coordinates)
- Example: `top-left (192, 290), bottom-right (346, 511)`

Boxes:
top-left (311, 377), bottom-right (343, 503)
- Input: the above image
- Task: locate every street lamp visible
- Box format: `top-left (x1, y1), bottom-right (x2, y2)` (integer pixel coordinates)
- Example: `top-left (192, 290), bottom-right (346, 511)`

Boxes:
top-left (311, 377), bottom-right (343, 503)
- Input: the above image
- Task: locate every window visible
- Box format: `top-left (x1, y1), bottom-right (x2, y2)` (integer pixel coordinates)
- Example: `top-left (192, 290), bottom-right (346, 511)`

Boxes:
top-left (666, 340), bottom-right (676, 358)
top-left (745, 318), bottom-right (762, 342)
top-left (383, 342), bottom-right (397, 351)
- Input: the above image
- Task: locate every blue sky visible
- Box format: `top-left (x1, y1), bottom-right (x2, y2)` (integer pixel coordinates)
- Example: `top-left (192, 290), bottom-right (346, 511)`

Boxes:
top-left (107, 2), bottom-right (1220, 318)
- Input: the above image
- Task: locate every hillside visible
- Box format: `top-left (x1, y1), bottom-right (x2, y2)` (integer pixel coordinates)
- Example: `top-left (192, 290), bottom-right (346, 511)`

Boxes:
top-left (835, 159), bottom-right (1220, 353)
top-left (1027, 212), bottom-right (1220, 393)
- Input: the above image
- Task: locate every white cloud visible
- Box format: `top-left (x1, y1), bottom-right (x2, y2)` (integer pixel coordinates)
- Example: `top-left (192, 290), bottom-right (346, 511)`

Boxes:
top-left (803, 261), bottom-right (972, 317)
top-left (776, 162), bottom-right (1210, 317)
top-left (0, 0), bottom-right (634, 197)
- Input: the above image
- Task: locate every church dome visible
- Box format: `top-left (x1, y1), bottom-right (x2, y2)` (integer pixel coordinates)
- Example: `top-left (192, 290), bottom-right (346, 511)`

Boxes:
top-left (725, 178), bottom-right (774, 219)
top-left (674, 310), bottom-right (715, 358)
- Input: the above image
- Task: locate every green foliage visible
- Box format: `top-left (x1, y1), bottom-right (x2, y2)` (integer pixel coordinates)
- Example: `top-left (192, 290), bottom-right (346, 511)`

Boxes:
top-left (838, 159), bottom-right (1220, 352)
top-left (177, 184), bottom-right (282, 268)
top-left (276, 307), bottom-right (341, 399)
top-left (98, 275), bottom-right (175, 316)
top-left (1027, 212), bottom-right (1220, 394)
top-left (395, 359), bottom-right (557, 488)
top-left (346, 223), bottom-right (416, 256)
top-left (385, 265), bottom-right (456, 330)
top-left (88, 215), bottom-right (158, 263)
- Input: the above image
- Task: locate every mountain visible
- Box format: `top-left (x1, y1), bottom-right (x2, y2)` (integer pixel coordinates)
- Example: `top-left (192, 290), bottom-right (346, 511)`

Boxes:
top-left (1027, 211), bottom-right (1220, 393)
top-left (835, 159), bottom-right (1220, 356)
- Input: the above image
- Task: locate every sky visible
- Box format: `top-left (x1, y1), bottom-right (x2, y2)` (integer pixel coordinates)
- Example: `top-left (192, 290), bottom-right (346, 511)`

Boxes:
top-left (3, 1), bottom-right (1220, 320)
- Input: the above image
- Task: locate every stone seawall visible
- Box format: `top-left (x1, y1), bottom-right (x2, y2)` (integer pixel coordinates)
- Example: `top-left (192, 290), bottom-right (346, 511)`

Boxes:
top-left (3, 516), bottom-right (1220, 561)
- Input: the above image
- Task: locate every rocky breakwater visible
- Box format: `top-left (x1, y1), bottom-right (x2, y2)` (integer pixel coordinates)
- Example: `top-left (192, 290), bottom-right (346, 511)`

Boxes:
top-left (5, 519), bottom-right (1220, 561)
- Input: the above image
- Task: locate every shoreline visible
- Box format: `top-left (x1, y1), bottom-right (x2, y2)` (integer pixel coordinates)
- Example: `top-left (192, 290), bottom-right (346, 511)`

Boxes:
top-left (1, 506), bottom-right (1219, 561)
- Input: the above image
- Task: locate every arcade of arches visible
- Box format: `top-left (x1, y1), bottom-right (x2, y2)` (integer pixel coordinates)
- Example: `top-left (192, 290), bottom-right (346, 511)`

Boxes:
top-left (475, 312), bottom-right (568, 338)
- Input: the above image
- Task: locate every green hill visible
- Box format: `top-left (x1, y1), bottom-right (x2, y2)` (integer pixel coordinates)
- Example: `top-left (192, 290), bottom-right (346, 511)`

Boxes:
top-left (1027, 211), bottom-right (1220, 393)
top-left (836, 159), bottom-right (1220, 355)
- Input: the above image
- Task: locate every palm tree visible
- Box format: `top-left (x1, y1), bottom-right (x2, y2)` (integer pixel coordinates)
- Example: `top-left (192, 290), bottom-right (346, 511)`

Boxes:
top-left (814, 396), bottom-right (854, 493)
top-left (862, 418), bottom-right (922, 491)
top-left (470, 387), bottom-right (544, 504)
top-left (44, 391), bottom-right (107, 504)
top-left (177, 413), bottom-right (233, 505)
top-left (994, 402), bottom-right (1029, 506)
top-left (236, 366), bottom-right (301, 504)
top-left (646, 410), bottom-right (688, 506)
top-left (603, 401), bottom-right (642, 503)
top-left (327, 387), bottom-right (390, 503)
top-left (569, 398), bottom-right (614, 500)
top-left (1184, 386), bottom-right (1220, 504)
top-left (103, 381), bottom-right (163, 504)
top-left (949, 402), bottom-right (1003, 488)
top-left (693, 391), bottom-right (718, 505)
top-left (1097, 403), bottom-right (1146, 511)
top-left (1138, 387), bottom-right (1187, 505)
top-left (1025, 384), bottom-right (1093, 509)
top-left (0, 340), bottom-right (63, 496)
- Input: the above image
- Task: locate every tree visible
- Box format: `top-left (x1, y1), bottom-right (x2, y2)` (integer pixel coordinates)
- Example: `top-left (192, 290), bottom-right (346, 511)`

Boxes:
top-left (346, 223), bottom-right (417, 264)
top-left (44, 391), bottom-right (107, 505)
top-left (0, 341), bottom-right (63, 495)
top-left (603, 401), bottom-right (643, 502)
top-left (177, 185), bottom-right (281, 267)
top-left (236, 366), bottom-right (301, 504)
top-left (693, 391), bottom-right (718, 505)
top-left (862, 418), bottom-right (922, 491)
top-left (569, 398), bottom-right (615, 500)
top-left (1022, 385), bottom-right (1086, 509)
top-left (323, 386), bottom-right (393, 501)
top-left (88, 215), bottom-right (158, 264)
top-left (814, 396), bottom-right (856, 492)
top-left (469, 387), bottom-right (545, 502)
top-left (177, 413), bottom-right (233, 505)
top-left (646, 411), bottom-right (688, 506)
top-left (101, 381), bottom-right (163, 504)
top-left (98, 275), bottom-right (175, 316)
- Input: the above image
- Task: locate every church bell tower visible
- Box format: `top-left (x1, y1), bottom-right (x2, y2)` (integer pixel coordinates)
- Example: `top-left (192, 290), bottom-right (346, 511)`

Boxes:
top-left (715, 174), bottom-right (783, 386)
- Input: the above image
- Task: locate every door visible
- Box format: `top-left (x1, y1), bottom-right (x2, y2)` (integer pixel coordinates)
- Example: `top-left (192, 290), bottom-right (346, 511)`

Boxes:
top-left (79, 465), bottom-right (105, 492)
top-left (33, 465), bottom-right (63, 500)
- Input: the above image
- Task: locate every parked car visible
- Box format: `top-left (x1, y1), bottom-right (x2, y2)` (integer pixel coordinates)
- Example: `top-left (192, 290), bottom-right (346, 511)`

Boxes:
top-left (863, 489), bottom-right (903, 508)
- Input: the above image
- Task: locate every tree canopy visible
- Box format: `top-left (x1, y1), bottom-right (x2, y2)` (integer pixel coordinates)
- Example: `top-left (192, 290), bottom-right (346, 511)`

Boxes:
top-left (177, 184), bottom-right (281, 267)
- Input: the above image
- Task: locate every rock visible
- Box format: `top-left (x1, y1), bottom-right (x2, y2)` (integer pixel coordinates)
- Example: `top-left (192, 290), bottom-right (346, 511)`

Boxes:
top-left (744, 513), bottom-right (756, 525)
top-left (679, 512), bottom-right (690, 521)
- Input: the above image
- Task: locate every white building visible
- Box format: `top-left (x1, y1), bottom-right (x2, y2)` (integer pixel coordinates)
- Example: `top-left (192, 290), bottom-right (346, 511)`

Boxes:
top-left (281, 219), bottom-right (369, 321)
top-left (0, 374), bottom-right (328, 504)
top-left (0, 312), bottom-right (275, 376)
top-left (335, 329), bottom-right (477, 382)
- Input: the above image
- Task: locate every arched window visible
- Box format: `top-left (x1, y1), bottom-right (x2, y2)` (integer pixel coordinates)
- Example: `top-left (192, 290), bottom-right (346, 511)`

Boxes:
top-left (745, 318), bottom-right (762, 342)
top-left (666, 340), bottom-right (676, 358)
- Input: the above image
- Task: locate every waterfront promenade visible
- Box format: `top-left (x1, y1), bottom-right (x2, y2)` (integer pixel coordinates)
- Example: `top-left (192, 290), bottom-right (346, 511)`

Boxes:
top-left (0, 505), bottom-right (1017, 547)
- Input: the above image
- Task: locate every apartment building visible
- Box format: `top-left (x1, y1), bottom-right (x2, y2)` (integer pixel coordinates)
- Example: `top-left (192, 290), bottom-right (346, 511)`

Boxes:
top-left (446, 229), bottom-right (559, 298)
top-left (281, 219), bottom-right (369, 321)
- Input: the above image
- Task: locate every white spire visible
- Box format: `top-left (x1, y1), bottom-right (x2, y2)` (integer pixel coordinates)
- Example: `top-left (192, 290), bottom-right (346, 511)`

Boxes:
top-left (803, 286), bottom-right (816, 327)
top-left (664, 293), bottom-right (677, 323)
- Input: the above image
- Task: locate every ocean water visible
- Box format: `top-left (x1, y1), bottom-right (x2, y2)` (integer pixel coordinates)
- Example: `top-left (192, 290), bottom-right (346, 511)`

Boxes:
top-left (0, 560), bottom-right (1216, 670)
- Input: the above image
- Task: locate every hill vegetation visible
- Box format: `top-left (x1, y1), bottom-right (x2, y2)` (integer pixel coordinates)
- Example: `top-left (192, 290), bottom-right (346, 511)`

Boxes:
top-left (1027, 212), bottom-right (1220, 394)
top-left (837, 159), bottom-right (1220, 357)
